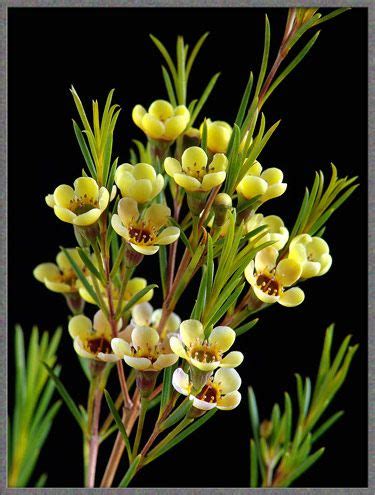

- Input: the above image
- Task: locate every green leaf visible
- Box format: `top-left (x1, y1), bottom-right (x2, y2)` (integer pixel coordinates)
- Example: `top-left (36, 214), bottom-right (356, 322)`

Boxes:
top-left (35, 473), bottom-right (48, 487)
top-left (160, 399), bottom-right (193, 431)
top-left (263, 31), bottom-right (320, 104)
top-left (255, 14), bottom-right (271, 96)
top-left (186, 32), bottom-right (209, 79)
top-left (281, 447), bottom-right (325, 487)
top-left (235, 318), bottom-right (258, 336)
top-left (201, 118), bottom-right (208, 154)
top-left (250, 439), bottom-right (258, 487)
top-left (235, 72), bottom-right (254, 128)
top-left (150, 34), bottom-right (178, 82)
top-left (189, 72), bottom-right (220, 127)
top-left (61, 247), bottom-right (101, 307)
top-left (169, 218), bottom-right (193, 255)
top-left (206, 282), bottom-right (245, 328)
top-left (191, 266), bottom-right (207, 320)
top-left (77, 247), bottom-right (104, 283)
top-left (159, 362), bottom-right (177, 415)
top-left (313, 7), bottom-right (350, 26)
top-left (121, 284), bottom-right (158, 314)
top-left (311, 411), bottom-right (344, 444)
top-left (104, 390), bottom-right (132, 461)
top-left (118, 454), bottom-right (142, 487)
top-left (42, 362), bottom-right (85, 431)
top-left (72, 120), bottom-right (97, 180)
top-left (236, 195), bottom-right (262, 214)
top-left (161, 65), bottom-right (177, 106)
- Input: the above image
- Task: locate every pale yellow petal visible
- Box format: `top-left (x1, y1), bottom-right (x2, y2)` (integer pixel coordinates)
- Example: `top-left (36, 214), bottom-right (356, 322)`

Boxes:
top-left (131, 325), bottom-right (159, 350)
top-left (130, 243), bottom-right (159, 256)
top-left (69, 314), bottom-right (92, 339)
top-left (255, 246), bottom-right (278, 274)
top-left (180, 319), bottom-right (204, 347)
top-left (33, 263), bottom-right (60, 283)
top-left (152, 353), bottom-right (179, 371)
top-left (54, 184), bottom-right (75, 208)
top-left (133, 163), bottom-right (156, 180)
top-left (111, 214), bottom-right (129, 240)
top-left (164, 157), bottom-right (182, 176)
top-left (173, 173), bottom-right (202, 192)
top-left (54, 205), bottom-right (76, 223)
top-left (279, 287), bottom-right (305, 307)
top-left (132, 104), bottom-right (146, 128)
top-left (213, 367), bottom-right (241, 394)
top-left (192, 396), bottom-right (217, 411)
top-left (131, 302), bottom-right (153, 326)
top-left (98, 187), bottom-right (110, 210)
top-left (169, 336), bottom-right (188, 359)
top-left (93, 310), bottom-right (111, 337)
top-left (172, 368), bottom-right (190, 395)
top-left (44, 280), bottom-right (71, 293)
top-left (118, 197), bottom-right (139, 225)
top-left (208, 326), bottom-right (235, 353)
top-left (220, 351), bottom-right (244, 368)
top-left (74, 177), bottom-right (99, 200)
top-left (237, 175), bottom-right (268, 200)
top-left (164, 115), bottom-right (188, 140)
top-left (148, 99), bottom-right (174, 120)
top-left (261, 167), bottom-right (283, 185)
top-left (142, 113), bottom-right (165, 139)
top-left (275, 258), bottom-right (302, 286)
top-left (111, 337), bottom-right (132, 358)
top-left (156, 226), bottom-right (180, 245)
top-left (201, 171), bottom-right (226, 191)
top-left (217, 391), bottom-right (241, 410)
top-left (124, 355), bottom-right (152, 370)
top-left (73, 208), bottom-right (102, 226)
top-left (144, 203), bottom-right (170, 229)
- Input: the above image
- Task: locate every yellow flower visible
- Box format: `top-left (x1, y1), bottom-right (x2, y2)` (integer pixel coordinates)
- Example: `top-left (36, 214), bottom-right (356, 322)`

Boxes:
top-left (164, 146), bottom-right (228, 193)
top-left (79, 276), bottom-right (153, 306)
top-left (33, 249), bottom-right (85, 293)
top-left (245, 246), bottom-right (304, 307)
top-left (126, 302), bottom-right (180, 335)
top-left (68, 310), bottom-right (122, 362)
top-left (200, 119), bottom-right (232, 153)
top-left (246, 214), bottom-right (289, 250)
top-left (132, 99), bottom-right (190, 141)
top-left (288, 234), bottom-right (332, 279)
top-left (111, 197), bottom-right (180, 255)
top-left (111, 324), bottom-right (179, 371)
top-left (46, 177), bottom-right (109, 226)
top-left (170, 320), bottom-right (243, 372)
top-left (236, 160), bottom-right (287, 203)
top-left (115, 162), bottom-right (164, 203)
top-left (172, 367), bottom-right (242, 411)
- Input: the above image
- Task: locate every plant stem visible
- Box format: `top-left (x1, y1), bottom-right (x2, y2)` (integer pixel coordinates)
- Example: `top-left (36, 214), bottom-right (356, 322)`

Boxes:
top-left (100, 390), bottom-right (140, 487)
top-left (132, 398), bottom-right (149, 458)
top-left (86, 374), bottom-right (104, 487)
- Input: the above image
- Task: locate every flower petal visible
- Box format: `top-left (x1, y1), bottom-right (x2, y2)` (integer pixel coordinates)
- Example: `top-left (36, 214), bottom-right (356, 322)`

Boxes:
top-left (153, 353), bottom-right (179, 371)
top-left (237, 175), bottom-right (267, 200)
top-left (180, 319), bottom-right (204, 347)
top-left (98, 187), bottom-right (110, 210)
top-left (217, 391), bottom-right (241, 410)
top-left (279, 287), bottom-right (305, 307)
top-left (74, 177), bottom-right (99, 201)
top-left (97, 352), bottom-right (120, 362)
top-left (201, 171), bottom-right (226, 191)
top-left (255, 246), bottom-right (278, 273)
top-left (173, 173), bottom-right (202, 192)
top-left (208, 326), bottom-right (235, 353)
top-left (93, 310), bottom-right (111, 337)
top-left (276, 258), bottom-right (302, 286)
top-left (73, 208), bottom-right (102, 226)
top-left (170, 336), bottom-right (188, 359)
top-left (69, 314), bottom-right (92, 339)
top-left (144, 203), bottom-right (170, 229)
top-left (130, 243), bottom-right (159, 255)
top-left (54, 205), bottom-right (76, 223)
top-left (172, 368), bottom-right (190, 395)
top-left (73, 337), bottom-right (94, 359)
top-left (131, 302), bottom-right (153, 326)
top-left (54, 184), bottom-right (75, 208)
top-left (111, 214), bottom-right (129, 239)
top-left (131, 325), bottom-right (159, 350)
top-left (111, 337), bottom-right (132, 358)
top-left (44, 280), bottom-right (71, 293)
top-left (220, 351), bottom-right (244, 368)
top-left (213, 367), bottom-right (241, 394)
top-left (190, 358), bottom-right (219, 372)
top-left (164, 157), bottom-right (182, 176)
top-left (156, 226), bottom-right (180, 245)
top-left (124, 355), bottom-right (152, 370)
top-left (33, 263), bottom-right (60, 283)
top-left (191, 396), bottom-right (217, 411)
top-left (118, 197), bottom-right (139, 225)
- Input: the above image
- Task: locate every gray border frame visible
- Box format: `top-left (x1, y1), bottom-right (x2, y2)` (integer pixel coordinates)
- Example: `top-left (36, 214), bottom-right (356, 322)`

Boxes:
top-left (1, 1), bottom-right (373, 493)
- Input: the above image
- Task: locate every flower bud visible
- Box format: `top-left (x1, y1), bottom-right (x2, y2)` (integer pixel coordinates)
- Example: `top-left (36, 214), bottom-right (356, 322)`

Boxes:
top-left (135, 370), bottom-right (158, 398)
top-left (213, 193), bottom-right (232, 226)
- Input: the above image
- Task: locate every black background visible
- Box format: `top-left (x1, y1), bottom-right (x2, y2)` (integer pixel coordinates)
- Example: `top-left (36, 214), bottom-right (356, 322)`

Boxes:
top-left (8, 7), bottom-right (367, 488)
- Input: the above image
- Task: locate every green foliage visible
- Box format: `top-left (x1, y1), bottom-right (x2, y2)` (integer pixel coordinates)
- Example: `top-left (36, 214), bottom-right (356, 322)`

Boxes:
top-left (248, 325), bottom-right (358, 487)
top-left (8, 326), bottom-right (62, 487)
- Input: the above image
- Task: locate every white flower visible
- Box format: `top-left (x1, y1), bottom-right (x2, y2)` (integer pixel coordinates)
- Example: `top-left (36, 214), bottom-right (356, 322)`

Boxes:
top-left (111, 324), bottom-right (178, 372)
top-left (172, 367), bottom-right (242, 411)
top-left (245, 246), bottom-right (305, 307)
top-left (170, 320), bottom-right (243, 372)
top-left (288, 234), bottom-right (332, 279)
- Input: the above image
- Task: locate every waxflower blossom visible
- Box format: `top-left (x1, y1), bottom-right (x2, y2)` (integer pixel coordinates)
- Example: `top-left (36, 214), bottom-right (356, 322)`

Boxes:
top-left (246, 213), bottom-right (289, 250)
top-left (111, 197), bottom-right (180, 255)
top-left (170, 320), bottom-right (244, 372)
top-left (111, 324), bottom-right (179, 372)
top-left (33, 248), bottom-right (85, 293)
top-left (236, 160), bottom-right (287, 203)
top-left (45, 177), bottom-right (110, 226)
top-left (288, 234), bottom-right (332, 279)
top-left (200, 119), bottom-right (232, 153)
top-left (245, 246), bottom-right (304, 307)
top-left (132, 99), bottom-right (190, 142)
top-left (123, 302), bottom-right (181, 342)
top-left (172, 367), bottom-right (242, 411)
top-left (164, 146), bottom-right (228, 193)
top-left (79, 277), bottom-right (153, 307)
top-left (68, 310), bottom-right (122, 362)
top-left (115, 162), bottom-right (164, 203)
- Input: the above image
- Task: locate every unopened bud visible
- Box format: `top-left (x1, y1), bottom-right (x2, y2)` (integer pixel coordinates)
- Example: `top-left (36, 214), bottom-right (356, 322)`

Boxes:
top-left (213, 193), bottom-right (232, 226)
top-left (260, 419), bottom-right (273, 439)
top-left (136, 370), bottom-right (158, 398)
